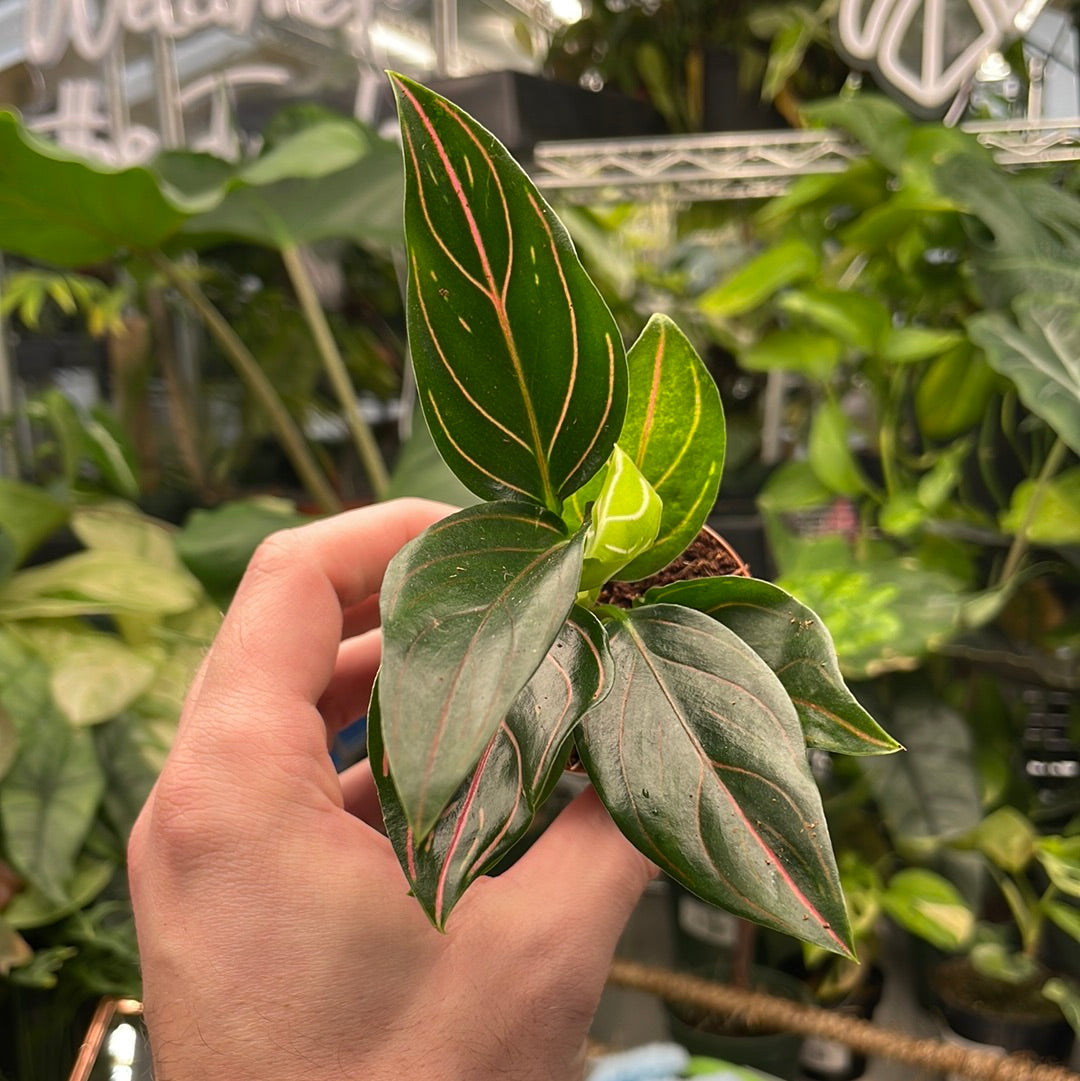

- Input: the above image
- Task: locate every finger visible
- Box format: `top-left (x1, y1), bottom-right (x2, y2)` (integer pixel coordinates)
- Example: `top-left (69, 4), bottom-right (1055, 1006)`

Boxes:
top-left (339, 758), bottom-right (385, 829)
top-left (504, 787), bottom-right (657, 939)
top-left (341, 594), bottom-right (382, 640)
top-left (318, 630), bottom-right (382, 738)
top-left (187, 499), bottom-right (453, 745)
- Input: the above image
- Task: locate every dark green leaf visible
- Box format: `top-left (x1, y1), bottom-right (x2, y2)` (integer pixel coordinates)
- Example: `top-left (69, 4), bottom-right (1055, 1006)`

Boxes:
top-left (914, 344), bottom-right (999, 439)
top-left (391, 73), bottom-right (626, 508)
top-left (802, 96), bottom-right (913, 174)
top-left (808, 400), bottom-right (869, 497)
top-left (577, 604), bottom-right (852, 955)
top-left (371, 607), bottom-right (611, 928)
top-left (645, 577), bottom-right (899, 755)
top-left (968, 296), bottom-right (1080, 456)
top-left (378, 501), bottom-right (585, 837)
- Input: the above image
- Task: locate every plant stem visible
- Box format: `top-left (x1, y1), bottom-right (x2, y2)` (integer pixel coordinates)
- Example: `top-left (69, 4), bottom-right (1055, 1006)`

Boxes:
top-left (998, 437), bottom-right (1068, 586)
top-left (152, 252), bottom-right (342, 515)
top-left (281, 244), bottom-right (389, 501)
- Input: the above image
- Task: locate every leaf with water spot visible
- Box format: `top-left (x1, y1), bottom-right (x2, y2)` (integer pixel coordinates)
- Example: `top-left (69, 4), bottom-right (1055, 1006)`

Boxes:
top-left (644, 577), bottom-right (899, 756)
top-left (378, 501), bottom-right (585, 839)
top-left (371, 607), bottom-right (611, 928)
top-left (390, 73), bottom-right (626, 509)
top-left (576, 603), bottom-right (853, 955)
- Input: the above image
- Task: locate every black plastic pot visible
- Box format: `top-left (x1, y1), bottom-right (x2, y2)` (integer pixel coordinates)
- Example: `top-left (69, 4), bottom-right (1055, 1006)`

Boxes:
top-left (664, 963), bottom-right (808, 1081)
top-left (930, 957), bottom-right (1075, 1064)
top-left (799, 968), bottom-right (885, 1081)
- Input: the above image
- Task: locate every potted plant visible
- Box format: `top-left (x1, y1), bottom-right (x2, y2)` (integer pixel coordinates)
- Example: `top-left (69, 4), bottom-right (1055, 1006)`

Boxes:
top-left (881, 805), bottom-right (1080, 1062)
top-left (362, 74), bottom-right (900, 985)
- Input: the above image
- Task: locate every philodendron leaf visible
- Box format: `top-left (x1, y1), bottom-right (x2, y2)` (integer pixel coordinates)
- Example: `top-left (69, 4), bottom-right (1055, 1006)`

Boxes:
top-left (371, 607), bottom-right (611, 928)
top-left (968, 295), bottom-right (1080, 456)
top-left (579, 446), bottom-right (662, 590)
top-left (577, 604), bottom-right (853, 955)
top-left (379, 501), bottom-right (586, 838)
top-left (644, 577), bottom-right (899, 756)
top-left (391, 73), bottom-right (626, 509)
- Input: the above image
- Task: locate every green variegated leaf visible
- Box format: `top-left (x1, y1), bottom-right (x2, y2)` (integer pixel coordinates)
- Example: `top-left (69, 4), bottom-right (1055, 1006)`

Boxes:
top-left (371, 607), bottom-right (611, 928)
top-left (580, 446), bottom-right (662, 590)
top-left (577, 604), bottom-right (853, 955)
top-left (378, 501), bottom-right (585, 838)
top-left (644, 577), bottom-right (899, 756)
top-left (391, 73), bottom-right (626, 509)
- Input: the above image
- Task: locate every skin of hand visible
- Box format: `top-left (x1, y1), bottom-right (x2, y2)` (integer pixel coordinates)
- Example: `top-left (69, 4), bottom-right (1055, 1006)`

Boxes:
top-left (128, 498), bottom-right (658, 1081)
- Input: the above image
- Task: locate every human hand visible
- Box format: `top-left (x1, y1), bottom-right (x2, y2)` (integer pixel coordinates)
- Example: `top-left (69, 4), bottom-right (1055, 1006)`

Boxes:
top-left (128, 498), bottom-right (657, 1081)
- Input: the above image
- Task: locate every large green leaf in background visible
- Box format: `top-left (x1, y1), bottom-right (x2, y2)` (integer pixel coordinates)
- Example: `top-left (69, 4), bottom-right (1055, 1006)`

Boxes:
top-left (645, 577), bottom-right (899, 756)
top-left (161, 119), bottom-right (406, 253)
top-left (577, 604), bottom-right (853, 955)
top-left (968, 295), bottom-right (1080, 456)
top-left (370, 607), bottom-right (611, 928)
top-left (0, 112), bottom-right (212, 266)
top-left (391, 73), bottom-right (626, 509)
top-left (0, 482), bottom-right (68, 568)
top-left (378, 501), bottom-right (586, 838)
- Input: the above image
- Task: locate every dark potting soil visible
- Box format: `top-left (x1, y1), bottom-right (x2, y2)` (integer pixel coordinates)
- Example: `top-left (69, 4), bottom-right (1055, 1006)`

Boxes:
top-left (599, 526), bottom-right (750, 608)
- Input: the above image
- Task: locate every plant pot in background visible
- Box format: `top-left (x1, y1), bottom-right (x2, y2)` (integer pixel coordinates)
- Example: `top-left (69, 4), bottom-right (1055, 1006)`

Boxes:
top-left (930, 956), bottom-right (1075, 1064)
top-left (798, 967), bottom-right (885, 1081)
top-left (664, 963), bottom-right (808, 1080)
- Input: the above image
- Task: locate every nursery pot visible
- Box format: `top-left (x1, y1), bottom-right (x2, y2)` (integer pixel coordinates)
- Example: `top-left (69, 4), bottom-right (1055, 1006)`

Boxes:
top-left (798, 967), bottom-right (885, 1081)
top-left (664, 964), bottom-right (808, 1081)
top-left (930, 956), bottom-right (1075, 1064)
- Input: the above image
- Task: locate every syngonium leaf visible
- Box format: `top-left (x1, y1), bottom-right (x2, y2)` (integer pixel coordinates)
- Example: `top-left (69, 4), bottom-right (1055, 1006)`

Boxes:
top-left (390, 73), bottom-right (626, 509)
top-left (644, 577), bottom-right (899, 756)
top-left (370, 607), bottom-right (611, 929)
top-left (968, 294), bottom-right (1080, 456)
top-left (378, 501), bottom-right (586, 839)
top-left (576, 604), bottom-right (853, 956)
top-left (567, 314), bottom-right (726, 581)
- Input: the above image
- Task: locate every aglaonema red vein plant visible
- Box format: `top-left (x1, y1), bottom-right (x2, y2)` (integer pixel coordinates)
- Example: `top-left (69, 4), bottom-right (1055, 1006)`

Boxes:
top-left (369, 73), bottom-right (899, 949)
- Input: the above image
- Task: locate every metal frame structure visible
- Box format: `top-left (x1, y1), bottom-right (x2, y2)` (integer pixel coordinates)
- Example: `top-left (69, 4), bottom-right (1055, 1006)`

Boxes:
top-left (531, 116), bottom-right (1080, 203)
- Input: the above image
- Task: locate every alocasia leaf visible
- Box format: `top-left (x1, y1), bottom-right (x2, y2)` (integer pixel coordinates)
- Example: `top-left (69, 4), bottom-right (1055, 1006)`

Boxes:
top-left (371, 607), bottom-right (611, 928)
top-left (378, 501), bottom-right (586, 838)
top-left (391, 73), bottom-right (626, 509)
top-left (576, 604), bottom-right (853, 955)
top-left (567, 314), bottom-right (725, 581)
top-left (644, 577), bottom-right (899, 756)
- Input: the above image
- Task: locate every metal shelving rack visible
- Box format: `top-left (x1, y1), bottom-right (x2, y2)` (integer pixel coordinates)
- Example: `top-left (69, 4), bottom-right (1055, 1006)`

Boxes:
top-left (531, 116), bottom-right (1080, 204)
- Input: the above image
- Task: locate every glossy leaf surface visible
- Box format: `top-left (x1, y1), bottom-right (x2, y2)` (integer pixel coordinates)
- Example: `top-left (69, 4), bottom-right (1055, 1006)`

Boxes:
top-left (645, 577), bottom-right (899, 756)
top-left (378, 501), bottom-right (585, 838)
top-left (577, 604), bottom-right (852, 955)
top-left (567, 315), bottom-right (725, 580)
top-left (371, 607), bottom-right (611, 928)
top-left (391, 73), bottom-right (626, 508)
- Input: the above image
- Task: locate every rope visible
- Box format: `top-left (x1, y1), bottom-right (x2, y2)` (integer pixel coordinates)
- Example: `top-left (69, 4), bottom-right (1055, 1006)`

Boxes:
top-left (607, 958), bottom-right (1080, 1081)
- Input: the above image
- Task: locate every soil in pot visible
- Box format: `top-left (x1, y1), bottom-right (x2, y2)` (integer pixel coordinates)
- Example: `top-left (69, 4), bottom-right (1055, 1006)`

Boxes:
top-left (930, 956), bottom-right (1075, 1062)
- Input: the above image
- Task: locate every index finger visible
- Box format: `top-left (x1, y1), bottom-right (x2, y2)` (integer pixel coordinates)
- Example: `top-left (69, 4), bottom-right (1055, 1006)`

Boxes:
top-left (184, 498), bottom-right (454, 742)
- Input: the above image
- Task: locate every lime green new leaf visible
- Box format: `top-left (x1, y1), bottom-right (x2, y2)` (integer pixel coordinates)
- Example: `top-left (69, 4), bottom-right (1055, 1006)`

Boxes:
top-left (0, 110), bottom-right (213, 266)
top-left (0, 480), bottom-right (68, 567)
top-left (1043, 978), bottom-right (1080, 1035)
top-left (50, 636), bottom-right (157, 727)
top-left (915, 345), bottom-right (1000, 440)
top-left (881, 326), bottom-right (966, 365)
top-left (1, 703), bottom-right (105, 902)
top-left (577, 604), bottom-right (853, 956)
top-left (579, 447), bottom-right (662, 590)
top-left (1001, 468), bottom-right (1080, 546)
top-left (881, 868), bottom-right (975, 952)
top-left (968, 296), bottom-right (1080, 456)
top-left (0, 704), bottom-right (16, 781)
top-left (969, 807), bottom-right (1035, 875)
top-left (808, 399), bottom-right (869, 497)
top-left (378, 501), bottom-right (585, 838)
top-left (391, 73), bottom-right (626, 508)
top-left (644, 577), bottom-right (899, 755)
top-left (1037, 836), bottom-right (1080, 898)
top-left (699, 238), bottom-right (819, 319)
top-left (371, 607), bottom-right (611, 928)
top-left (740, 329), bottom-right (843, 382)
top-left (0, 917), bottom-right (31, 975)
